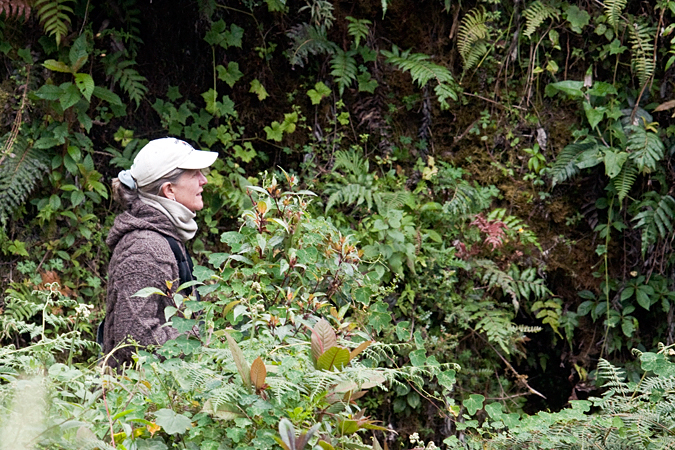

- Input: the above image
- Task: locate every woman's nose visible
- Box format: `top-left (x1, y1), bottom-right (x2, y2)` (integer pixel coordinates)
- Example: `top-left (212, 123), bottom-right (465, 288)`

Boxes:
top-left (199, 171), bottom-right (208, 185)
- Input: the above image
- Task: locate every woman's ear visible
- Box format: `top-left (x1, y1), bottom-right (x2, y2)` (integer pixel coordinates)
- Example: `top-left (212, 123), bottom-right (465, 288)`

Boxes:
top-left (160, 182), bottom-right (175, 200)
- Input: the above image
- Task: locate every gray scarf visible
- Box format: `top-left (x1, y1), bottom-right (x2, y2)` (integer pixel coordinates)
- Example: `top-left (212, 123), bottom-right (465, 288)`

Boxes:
top-left (138, 192), bottom-right (197, 242)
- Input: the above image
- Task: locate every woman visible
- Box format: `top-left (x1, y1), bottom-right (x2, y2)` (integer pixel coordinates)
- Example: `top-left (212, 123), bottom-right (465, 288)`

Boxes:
top-left (103, 137), bottom-right (217, 368)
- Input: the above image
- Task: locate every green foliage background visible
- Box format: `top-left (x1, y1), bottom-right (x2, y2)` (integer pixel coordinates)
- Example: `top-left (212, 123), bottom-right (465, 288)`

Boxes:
top-left (2, 0), bottom-right (675, 448)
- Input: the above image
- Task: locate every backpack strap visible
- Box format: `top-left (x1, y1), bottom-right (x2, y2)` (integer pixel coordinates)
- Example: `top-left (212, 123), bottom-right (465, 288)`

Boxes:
top-left (161, 234), bottom-right (200, 301)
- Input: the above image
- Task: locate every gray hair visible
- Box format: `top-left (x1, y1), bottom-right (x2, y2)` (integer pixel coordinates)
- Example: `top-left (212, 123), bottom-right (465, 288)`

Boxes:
top-left (112, 168), bottom-right (186, 209)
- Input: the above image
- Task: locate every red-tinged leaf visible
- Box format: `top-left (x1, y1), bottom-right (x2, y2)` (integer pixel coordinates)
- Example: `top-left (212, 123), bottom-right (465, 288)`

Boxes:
top-left (311, 319), bottom-right (337, 363)
top-left (349, 340), bottom-right (372, 361)
top-left (225, 331), bottom-right (251, 389)
top-left (250, 356), bottom-right (267, 391)
top-left (274, 436), bottom-right (292, 450)
top-left (278, 418), bottom-right (295, 450)
top-left (295, 423), bottom-right (320, 450)
top-left (317, 346), bottom-right (350, 371)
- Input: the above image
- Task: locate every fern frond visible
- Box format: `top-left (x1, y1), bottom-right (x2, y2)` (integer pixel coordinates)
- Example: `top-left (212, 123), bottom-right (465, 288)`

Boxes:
top-left (381, 46), bottom-right (459, 108)
top-left (106, 58), bottom-right (148, 108)
top-left (604, 0), bottom-right (628, 30)
top-left (0, 0), bottom-right (31, 18)
top-left (0, 134), bottom-right (50, 227)
top-left (346, 16), bottom-right (371, 48)
top-left (286, 23), bottom-right (338, 67)
top-left (34, 0), bottom-right (74, 47)
top-left (457, 8), bottom-right (489, 72)
top-left (522, 1), bottom-right (560, 38)
top-left (628, 20), bottom-right (656, 86)
top-left (626, 124), bottom-right (665, 173)
top-left (443, 183), bottom-right (490, 216)
top-left (610, 160), bottom-right (638, 203)
top-left (597, 358), bottom-right (629, 396)
top-left (549, 139), bottom-right (598, 186)
top-left (330, 49), bottom-right (358, 96)
top-left (633, 192), bottom-right (675, 256)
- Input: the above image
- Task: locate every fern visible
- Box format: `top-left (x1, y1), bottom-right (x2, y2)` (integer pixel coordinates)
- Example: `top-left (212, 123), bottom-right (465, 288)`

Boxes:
top-left (330, 49), bottom-right (358, 96)
top-left (609, 160), bottom-right (638, 203)
top-left (549, 139), bottom-right (598, 186)
top-left (626, 124), bottom-right (665, 173)
top-left (522, 1), bottom-right (560, 38)
top-left (0, 133), bottom-right (49, 227)
top-left (286, 23), bottom-right (338, 67)
top-left (381, 45), bottom-right (459, 109)
top-left (457, 8), bottom-right (490, 73)
top-left (346, 16), bottom-right (371, 48)
top-left (325, 149), bottom-right (376, 212)
top-left (0, 0), bottom-right (31, 18)
top-left (34, 0), bottom-right (74, 47)
top-left (632, 192), bottom-right (675, 257)
top-left (628, 20), bottom-right (656, 87)
top-left (604, 0), bottom-right (627, 31)
top-left (443, 183), bottom-right (492, 217)
top-left (105, 57), bottom-right (148, 108)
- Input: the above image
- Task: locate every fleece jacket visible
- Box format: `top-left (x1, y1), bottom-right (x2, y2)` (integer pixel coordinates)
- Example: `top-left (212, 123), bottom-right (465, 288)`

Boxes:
top-left (103, 199), bottom-right (185, 368)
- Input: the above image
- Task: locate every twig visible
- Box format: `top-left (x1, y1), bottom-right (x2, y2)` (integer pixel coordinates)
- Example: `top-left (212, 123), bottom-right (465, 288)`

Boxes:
top-left (475, 331), bottom-right (547, 399)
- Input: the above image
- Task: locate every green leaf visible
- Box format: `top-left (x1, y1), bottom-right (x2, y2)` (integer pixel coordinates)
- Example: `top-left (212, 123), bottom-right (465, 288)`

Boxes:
top-left (93, 86), bottom-right (123, 106)
top-left (225, 331), bottom-right (251, 389)
top-left (307, 81), bottom-right (331, 105)
top-left (463, 394), bottom-right (485, 415)
top-left (368, 301), bottom-right (392, 332)
top-left (249, 79), bottom-right (268, 101)
top-left (60, 83), bottom-right (81, 110)
top-left (565, 5), bottom-right (590, 33)
top-left (583, 101), bottom-right (605, 130)
top-left (603, 150), bottom-right (628, 178)
top-left (217, 62), bottom-right (244, 88)
top-left (74, 73), bottom-right (94, 102)
top-left (317, 346), bottom-right (350, 371)
top-left (545, 80), bottom-right (584, 98)
top-left (43, 59), bottom-right (72, 73)
top-left (70, 190), bottom-right (85, 207)
top-left (154, 409), bottom-right (192, 435)
top-left (35, 84), bottom-right (65, 101)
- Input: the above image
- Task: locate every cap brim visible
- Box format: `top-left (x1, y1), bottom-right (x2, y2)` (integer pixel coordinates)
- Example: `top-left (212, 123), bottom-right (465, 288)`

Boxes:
top-left (177, 150), bottom-right (218, 170)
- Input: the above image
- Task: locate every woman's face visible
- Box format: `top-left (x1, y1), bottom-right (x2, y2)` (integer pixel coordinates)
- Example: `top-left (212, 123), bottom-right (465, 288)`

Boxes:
top-left (172, 169), bottom-right (208, 212)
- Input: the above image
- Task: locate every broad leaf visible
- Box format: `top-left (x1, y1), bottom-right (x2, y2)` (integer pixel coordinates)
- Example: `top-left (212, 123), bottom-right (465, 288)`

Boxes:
top-left (225, 331), bottom-right (251, 389)
top-left (317, 346), bottom-right (350, 371)
top-left (154, 409), bottom-right (191, 435)
top-left (250, 356), bottom-right (267, 391)
top-left (311, 319), bottom-right (337, 362)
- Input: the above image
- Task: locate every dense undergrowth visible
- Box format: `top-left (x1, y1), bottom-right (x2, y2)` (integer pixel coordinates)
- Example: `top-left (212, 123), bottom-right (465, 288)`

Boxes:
top-left (2, 0), bottom-right (675, 448)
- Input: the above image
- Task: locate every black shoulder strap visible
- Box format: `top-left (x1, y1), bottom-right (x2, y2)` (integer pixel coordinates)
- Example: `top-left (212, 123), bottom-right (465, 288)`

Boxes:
top-left (161, 234), bottom-right (200, 301)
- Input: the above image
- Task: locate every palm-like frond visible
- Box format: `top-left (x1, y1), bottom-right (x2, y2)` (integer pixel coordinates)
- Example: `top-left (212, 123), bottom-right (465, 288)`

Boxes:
top-left (457, 8), bottom-right (489, 72)
top-left (522, 1), bottom-right (560, 38)
top-left (0, 133), bottom-right (50, 227)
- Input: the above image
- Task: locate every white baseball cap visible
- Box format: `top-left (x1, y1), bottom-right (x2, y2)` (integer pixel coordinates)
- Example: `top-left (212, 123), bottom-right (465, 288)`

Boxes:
top-left (129, 137), bottom-right (218, 188)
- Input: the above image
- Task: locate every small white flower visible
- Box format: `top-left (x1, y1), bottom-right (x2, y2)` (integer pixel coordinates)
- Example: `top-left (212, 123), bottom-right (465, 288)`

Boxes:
top-left (75, 303), bottom-right (94, 319)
